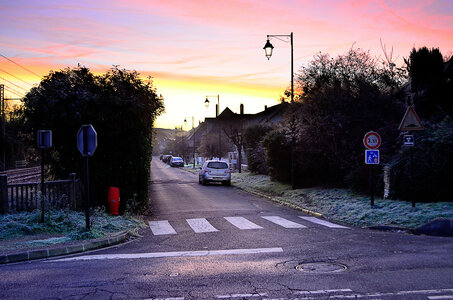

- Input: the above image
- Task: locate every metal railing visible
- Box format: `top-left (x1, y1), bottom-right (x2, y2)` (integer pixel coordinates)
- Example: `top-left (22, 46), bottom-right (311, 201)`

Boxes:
top-left (0, 173), bottom-right (82, 213)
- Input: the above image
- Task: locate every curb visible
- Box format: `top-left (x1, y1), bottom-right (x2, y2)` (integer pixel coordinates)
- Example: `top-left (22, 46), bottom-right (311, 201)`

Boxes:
top-left (0, 231), bottom-right (133, 264)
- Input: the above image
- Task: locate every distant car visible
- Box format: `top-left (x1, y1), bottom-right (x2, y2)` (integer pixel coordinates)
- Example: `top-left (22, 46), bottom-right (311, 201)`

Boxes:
top-left (161, 155), bottom-right (172, 164)
top-left (199, 160), bottom-right (231, 186)
top-left (170, 157), bottom-right (184, 167)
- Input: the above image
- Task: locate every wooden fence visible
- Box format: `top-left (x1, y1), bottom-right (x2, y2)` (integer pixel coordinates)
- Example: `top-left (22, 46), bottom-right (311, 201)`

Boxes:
top-left (0, 173), bottom-right (82, 214)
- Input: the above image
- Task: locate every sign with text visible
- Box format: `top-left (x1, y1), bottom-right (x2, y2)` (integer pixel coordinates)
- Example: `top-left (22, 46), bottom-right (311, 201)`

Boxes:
top-left (363, 131), bottom-right (381, 149)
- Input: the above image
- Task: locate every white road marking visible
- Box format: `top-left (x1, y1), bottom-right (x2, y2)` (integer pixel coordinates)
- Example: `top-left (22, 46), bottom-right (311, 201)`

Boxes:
top-left (53, 247), bottom-right (284, 262)
top-left (149, 221), bottom-right (177, 235)
top-left (145, 298), bottom-right (185, 300)
top-left (294, 289), bottom-right (353, 295)
top-left (224, 217), bottom-right (263, 230)
top-left (311, 289), bottom-right (453, 299)
top-left (187, 218), bottom-right (218, 233)
top-left (298, 216), bottom-right (349, 229)
top-left (429, 296), bottom-right (453, 300)
top-left (216, 292), bottom-right (268, 298)
top-left (261, 216), bottom-right (306, 228)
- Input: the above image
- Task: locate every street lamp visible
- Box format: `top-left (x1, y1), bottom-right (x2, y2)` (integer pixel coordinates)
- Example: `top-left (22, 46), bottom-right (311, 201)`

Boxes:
top-left (184, 116), bottom-right (196, 168)
top-left (205, 95), bottom-right (221, 160)
top-left (263, 32), bottom-right (296, 189)
top-left (263, 32), bottom-right (294, 103)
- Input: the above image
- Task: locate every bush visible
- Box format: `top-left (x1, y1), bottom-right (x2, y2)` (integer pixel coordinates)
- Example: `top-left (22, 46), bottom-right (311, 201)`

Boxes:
top-left (243, 124), bottom-right (272, 174)
top-left (390, 118), bottom-right (453, 202)
top-left (261, 129), bottom-right (291, 183)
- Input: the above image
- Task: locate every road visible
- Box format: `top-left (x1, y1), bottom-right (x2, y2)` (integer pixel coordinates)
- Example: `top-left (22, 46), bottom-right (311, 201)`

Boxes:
top-left (1, 158), bottom-right (453, 299)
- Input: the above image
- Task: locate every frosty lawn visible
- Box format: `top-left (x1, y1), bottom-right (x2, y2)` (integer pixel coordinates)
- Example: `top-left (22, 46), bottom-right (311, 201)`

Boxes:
top-left (0, 208), bottom-right (145, 252)
top-left (231, 172), bottom-right (453, 228)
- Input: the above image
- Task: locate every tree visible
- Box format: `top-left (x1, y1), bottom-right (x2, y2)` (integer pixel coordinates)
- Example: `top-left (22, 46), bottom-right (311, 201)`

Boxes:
top-left (274, 47), bottom-right (406, 188)
top-left (405, 47), bottom-right (453, 121)
top-left (21, 66), bottom-right (164, 211)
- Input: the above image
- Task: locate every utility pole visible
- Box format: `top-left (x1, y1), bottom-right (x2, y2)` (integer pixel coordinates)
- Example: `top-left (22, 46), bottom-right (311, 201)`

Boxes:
top-left (1, 84), bottom-right (5, 171)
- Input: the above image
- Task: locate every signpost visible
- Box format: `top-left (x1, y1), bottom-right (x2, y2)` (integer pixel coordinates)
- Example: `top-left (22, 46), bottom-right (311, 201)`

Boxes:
top-left (37, 130), bottom-right (52, 222)
top-left (363, 131), bottom-right (381, 207)
top-left (399, 106), bottom-right (423, 208)
top-left (77, 125), bottom-right (97, 230)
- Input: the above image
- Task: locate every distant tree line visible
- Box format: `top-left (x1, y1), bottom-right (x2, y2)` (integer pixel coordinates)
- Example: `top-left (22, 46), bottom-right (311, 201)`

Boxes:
top-left (245, 47), bottom-right (452, 202)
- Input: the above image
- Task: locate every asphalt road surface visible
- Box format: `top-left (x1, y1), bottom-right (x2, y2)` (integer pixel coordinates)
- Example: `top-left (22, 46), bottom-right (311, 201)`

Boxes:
top-left (1, 158), bottom-right (453, 299)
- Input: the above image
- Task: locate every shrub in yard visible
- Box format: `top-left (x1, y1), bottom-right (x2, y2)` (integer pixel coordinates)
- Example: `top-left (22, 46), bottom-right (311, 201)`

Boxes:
top-left (261, 129), bottom-right (291, 183)
top-left (243, 124), bottom-right (272, 174)
top-left (390, 118), bottom-right (453, 202)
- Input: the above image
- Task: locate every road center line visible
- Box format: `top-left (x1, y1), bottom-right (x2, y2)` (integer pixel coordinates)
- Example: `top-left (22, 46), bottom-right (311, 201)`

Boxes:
top-left (52, 247), bottom-right (284, 262)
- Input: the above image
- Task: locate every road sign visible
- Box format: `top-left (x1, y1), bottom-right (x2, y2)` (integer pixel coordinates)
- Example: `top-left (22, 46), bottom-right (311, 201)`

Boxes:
top-left (365, 150), bottom-right (380, 164)
top-left (399, 106), bottom-right (424, 131)
top-left (77, 124), bottom-right (97, 156)
top-left (363, 131), bottom-right (381, 149)
top-left (403, 135), bottom-right (414, 147)
top-left (37, 130), bottom-right (52, 149)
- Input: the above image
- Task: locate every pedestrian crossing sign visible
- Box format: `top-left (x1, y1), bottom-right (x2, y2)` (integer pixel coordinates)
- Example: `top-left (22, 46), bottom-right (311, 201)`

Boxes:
top-left (365, 150), bottom-right (379, 164)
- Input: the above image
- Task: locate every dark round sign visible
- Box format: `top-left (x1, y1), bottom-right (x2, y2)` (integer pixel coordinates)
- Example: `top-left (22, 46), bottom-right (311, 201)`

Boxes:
top-left (363, 131), bottom-right (381, 149)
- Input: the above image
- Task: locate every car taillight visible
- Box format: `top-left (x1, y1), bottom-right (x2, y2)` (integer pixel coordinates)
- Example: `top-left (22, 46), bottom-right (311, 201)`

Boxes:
top-left (225, 170), bottom-right (231, 173)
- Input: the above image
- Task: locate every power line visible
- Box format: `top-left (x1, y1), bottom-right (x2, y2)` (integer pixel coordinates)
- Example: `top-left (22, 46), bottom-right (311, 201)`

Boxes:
top-left (0, 76), bottom-right (29, 92)
top-left (4, 86), bottom-right (25, 98)
top-left (0, 54), bottom-right (41, 79)
top-left (0, 68), bottom-right (34, 87)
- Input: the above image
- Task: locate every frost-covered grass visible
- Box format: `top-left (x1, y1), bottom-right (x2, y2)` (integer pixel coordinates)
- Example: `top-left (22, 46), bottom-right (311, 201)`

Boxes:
top-left (232, 172), bottom-right (453, 228)
top-left (0, 208), bottom-right (146, 243)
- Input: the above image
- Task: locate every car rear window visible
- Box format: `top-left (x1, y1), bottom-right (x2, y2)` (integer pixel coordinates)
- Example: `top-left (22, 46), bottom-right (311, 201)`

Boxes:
top-left (207, 162), bottom-right (228, 169)
top-left (173, 157), bottom-right (183, 161)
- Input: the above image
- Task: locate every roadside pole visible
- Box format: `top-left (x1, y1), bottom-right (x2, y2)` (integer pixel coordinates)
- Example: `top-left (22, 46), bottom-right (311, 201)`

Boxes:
top-left (398, 106), bottom-right (424, 208)
top-left (77, 125), bottom-right (97, 231)
top-left (37, 130), bottom-right (52, 223)
top-left (364, 131), bottom-right (381, 207)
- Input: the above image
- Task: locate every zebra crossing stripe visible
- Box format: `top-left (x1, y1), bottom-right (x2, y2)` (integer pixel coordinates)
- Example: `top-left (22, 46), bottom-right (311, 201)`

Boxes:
top-left (149, 221), bottom-right (177, 235)
top-left (299, 216), bottom-right (349, 229)
top-left (224, 217), bottom-right (263, 230)
top-left (187, 218), bottom-right (218, 233)
top-left (261, 216), bottom-right (306, 228)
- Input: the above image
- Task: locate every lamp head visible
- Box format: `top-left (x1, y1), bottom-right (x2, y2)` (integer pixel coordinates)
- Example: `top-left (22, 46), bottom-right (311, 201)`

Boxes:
top-left (204, 97), bottom-right (210, 108)
top-left (263, 39), bottom-right (274, 60)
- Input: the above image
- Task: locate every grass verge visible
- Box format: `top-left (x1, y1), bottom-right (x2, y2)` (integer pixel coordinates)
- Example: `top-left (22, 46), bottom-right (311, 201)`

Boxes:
top-left (231, 172), bottom-right (453, 228)
top-left (0, 208), bottom-right (146, 253)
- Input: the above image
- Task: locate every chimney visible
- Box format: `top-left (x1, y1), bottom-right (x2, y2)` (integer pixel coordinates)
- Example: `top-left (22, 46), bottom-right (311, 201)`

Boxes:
top-left (240, 103), bottom-right (244, 115)
top-left (264, 105), bottom-right (268, 110)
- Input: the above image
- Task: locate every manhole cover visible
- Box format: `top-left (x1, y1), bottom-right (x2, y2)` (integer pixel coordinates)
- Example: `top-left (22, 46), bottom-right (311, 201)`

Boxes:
top-left (295, 262), bottom-right (347, 273)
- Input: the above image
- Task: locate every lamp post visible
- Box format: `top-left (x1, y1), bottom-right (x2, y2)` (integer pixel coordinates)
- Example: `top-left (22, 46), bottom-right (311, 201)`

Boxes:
top-left (205, 95), bottom-right (221, 160)
top-left (184, 116), bottom-right (196, 168)
top-left (263, 32), bottom-right (296, 189)
top-left (263, 32), bottom-right (294, 103)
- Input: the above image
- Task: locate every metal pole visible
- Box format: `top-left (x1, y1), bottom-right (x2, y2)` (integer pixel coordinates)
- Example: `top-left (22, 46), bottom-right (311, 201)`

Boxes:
top-left (192, 116), bottom-right (195, 169)
top-left (40, 148), bottom-right (45, 222)
top-left (217, 95), bottom-right (221, 161)
top-left (290, 32), bottom-right (294, 103)
top-left (84, 156), bottom-right (90, 230)
top-left (0, 85), bottom-right (5, 171)
top-left (370, 165), bottom-right (375, 207)
top-left (410, 146), bottom-right (415, 208)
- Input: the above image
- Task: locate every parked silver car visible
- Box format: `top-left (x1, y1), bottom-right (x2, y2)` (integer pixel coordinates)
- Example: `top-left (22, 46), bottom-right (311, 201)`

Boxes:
top-left (199, 160), bottom-right (231, 186)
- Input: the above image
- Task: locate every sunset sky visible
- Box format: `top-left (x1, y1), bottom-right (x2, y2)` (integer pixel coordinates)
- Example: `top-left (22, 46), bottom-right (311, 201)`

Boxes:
top-left (1, 0), bottom-right (452, 129)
